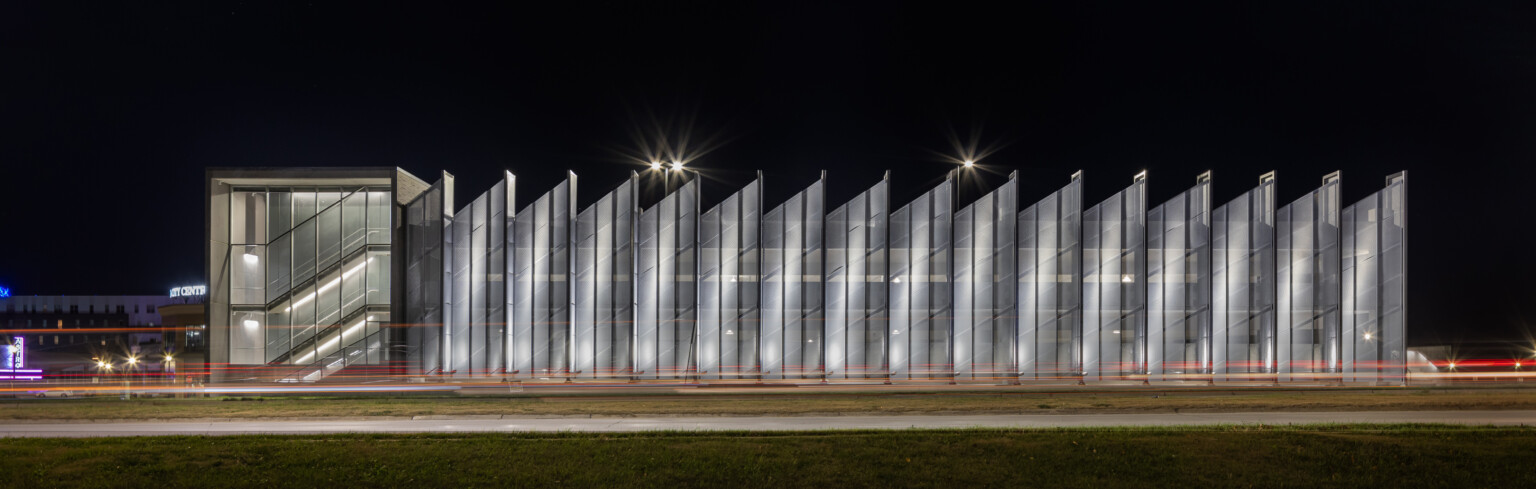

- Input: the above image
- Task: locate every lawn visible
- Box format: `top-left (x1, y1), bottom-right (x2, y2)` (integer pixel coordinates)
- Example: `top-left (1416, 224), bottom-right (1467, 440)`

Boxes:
top-left (0, 425), bottom-right (1531, 487)
top-left (2, 387), bottom-right (1535, 420)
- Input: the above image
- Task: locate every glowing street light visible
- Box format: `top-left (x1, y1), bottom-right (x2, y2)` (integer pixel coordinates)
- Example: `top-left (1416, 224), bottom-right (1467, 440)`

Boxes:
top-left (962, 159), bottom-right (975, 168)
top-left (649, 161), bottom-right (663, 171)
top-left (669, 160), bottom-right (684, 172)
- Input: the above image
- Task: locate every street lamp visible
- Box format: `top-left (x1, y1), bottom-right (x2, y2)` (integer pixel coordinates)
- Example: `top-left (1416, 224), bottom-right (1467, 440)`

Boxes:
top-left (962, 159), bottom-right (975, 168)
top-left (649, 161), bottom-right (663, 171)
top-left (123, 355), bottom-right (139, 399)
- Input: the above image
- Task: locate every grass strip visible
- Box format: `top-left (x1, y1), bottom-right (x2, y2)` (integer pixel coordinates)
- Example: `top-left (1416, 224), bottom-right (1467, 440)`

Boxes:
top-left (0, 424), bottom-right (1532, 487)
top-left (4, 388), bottom-right (1536, 420)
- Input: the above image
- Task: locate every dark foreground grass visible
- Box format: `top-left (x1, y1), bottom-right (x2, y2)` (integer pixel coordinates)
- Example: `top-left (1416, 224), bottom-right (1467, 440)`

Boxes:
top-left (8, 387), bottom-right (1536, 419)
top-left (1, 425), bottom-right (1532, 488)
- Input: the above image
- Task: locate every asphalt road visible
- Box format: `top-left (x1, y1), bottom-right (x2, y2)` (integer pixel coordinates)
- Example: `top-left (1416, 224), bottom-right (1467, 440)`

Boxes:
top-left (1, 410), bottom-right (1533, 437)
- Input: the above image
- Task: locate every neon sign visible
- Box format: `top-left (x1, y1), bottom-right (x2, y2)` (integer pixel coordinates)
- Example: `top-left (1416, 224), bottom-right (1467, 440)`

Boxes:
top-left (0, 286), bottom-right (9, 298)
top-left (3, 337), bottom-right (22, 369)
top-left (169, 285), bottom-right (206, 298)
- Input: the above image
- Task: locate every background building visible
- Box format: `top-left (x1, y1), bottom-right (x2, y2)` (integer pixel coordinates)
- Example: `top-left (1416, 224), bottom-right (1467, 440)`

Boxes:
top-left (0, 293), bottom-right (198, 379)
top-left (206, 167), bottom-right (1407, 384)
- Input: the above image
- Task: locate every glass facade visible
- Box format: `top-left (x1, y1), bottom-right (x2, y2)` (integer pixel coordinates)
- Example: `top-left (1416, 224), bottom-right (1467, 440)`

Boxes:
top-left (1082, 173), bottom-right (1147, 380)
top-left (226, 184), bottom-right (393, 377)
top-left (826, 172), bottom-right (889, 379)
top-left (1211, 173), bottom-right (1277, 380)
top-left (1018, 172), bottom-right (1083, 380)
top-left (1147, 173), bottom-right (1211, 379)
top-left (210, 167), bottom-right (1407, 385)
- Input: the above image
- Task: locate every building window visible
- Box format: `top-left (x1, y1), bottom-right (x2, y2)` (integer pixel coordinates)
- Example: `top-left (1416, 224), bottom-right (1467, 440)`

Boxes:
top-left (117, 305), bottom-right (125, 314)
top-left (70, 305), bottom-right (78, 314)
top-left (148, 305), bottom-right (156, 314)
top-left (134, 304), bottom-right (140, 313)
top-left (89, 305), bottom-right (95, 314)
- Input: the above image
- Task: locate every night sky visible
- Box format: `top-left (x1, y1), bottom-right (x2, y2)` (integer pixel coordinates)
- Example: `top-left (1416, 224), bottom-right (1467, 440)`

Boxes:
top-left (2, 2), bottom-right (1532, 345)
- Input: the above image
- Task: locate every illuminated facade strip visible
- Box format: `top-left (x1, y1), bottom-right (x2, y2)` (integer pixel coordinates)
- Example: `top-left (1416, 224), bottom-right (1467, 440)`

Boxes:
top-left (208, 167), bottom-right (1407, 385)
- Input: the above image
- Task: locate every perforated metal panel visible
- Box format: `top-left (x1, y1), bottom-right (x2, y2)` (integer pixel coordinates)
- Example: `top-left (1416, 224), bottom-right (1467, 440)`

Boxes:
top-left (1083, 174), bottom-right (1147, 381)
top-left (826, 173), bottom-right (889, 379)
top-left (1211, 173), bottom-right (1276, 381)
top-left (1148, 173), bottom-right (1211, 380)
top-left (1018, 173), bottom-right (1083, 381)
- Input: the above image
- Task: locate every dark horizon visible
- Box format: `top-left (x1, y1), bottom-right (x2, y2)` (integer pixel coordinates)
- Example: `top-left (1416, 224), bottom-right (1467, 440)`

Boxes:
top-left (2, 2), bottom-right (1532, 346)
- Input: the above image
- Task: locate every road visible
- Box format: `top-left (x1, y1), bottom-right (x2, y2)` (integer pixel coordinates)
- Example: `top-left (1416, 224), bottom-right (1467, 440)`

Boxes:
top-left (1, 410), bottom-right (1533, 437)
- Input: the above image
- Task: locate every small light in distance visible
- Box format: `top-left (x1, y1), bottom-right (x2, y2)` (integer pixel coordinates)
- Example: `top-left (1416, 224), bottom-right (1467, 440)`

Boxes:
top-left (962, 160), bottom-right (975, 168)
top-left (649, 161), bottom-right (662, 171)
top-left (669, 161), bottom-right (684, 172)
top-left (1363, 332), bottom-right (1373, 340)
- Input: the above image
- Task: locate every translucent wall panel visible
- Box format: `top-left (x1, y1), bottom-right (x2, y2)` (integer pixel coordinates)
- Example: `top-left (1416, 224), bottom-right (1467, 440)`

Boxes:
top-left (699, 178), bottom-right (761, 380)
top-left (574, 176), bottom-right (637, 379)
top-left (1343, 172), bottom-right (1406, 384)
top-left (317, 200), bottom-right (341, 272)
top-left (293, 190), bottom-right (317, 227)
top-left (953, 172), bottom-right (1017, 380)
top-left (341, 252), bottom-right (366, 319)
top-left (404, 173), bottom-right (451, 375)
top-left (316, 267), bottom-right (341, 329)
top-left (1147, 173), bottom-right (1212, 380)
top-left (291, 281), bottom-right (317, 355)
top-left (343, 191), bottom-right (367, 257)
top-left (293, 219), bottom-right (318, 285)
top-left (827, 173), bottom-right (889, 379)
top-left (368, 190), bottom-right (392, 244)
top-left (1083, 173), bottom-right (1147, 381)
top-left (1211, 173), bottom-right (1277, 380)
top-left (1277, 172), bottom-right (1341, 377)
top-left (264, 299), bottom-right (289, 364)
top-left (889, 177), bottom-right (953, 380)
top-left (762, 178), bottom-right (825, 379)
top-left (230, 245), bottom-right (265, 305)
top-left (266, 234), bottom-right (291, 303)
top-left (230, 190), bottom-right (268, 245)
top-left (1018, 173), bottom-right (1082, 381)
top-left (268, 190), bottom-right (291, 240)
top-left (230, 309), bottom-right (265, 365)
top-left (511, 173), bottom-right (574, 378)
top-left (636, 178), bottom-right (698, 379)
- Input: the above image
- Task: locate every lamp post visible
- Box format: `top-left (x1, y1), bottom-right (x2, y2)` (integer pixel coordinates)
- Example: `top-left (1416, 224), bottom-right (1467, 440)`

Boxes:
top-left (124, 355), bottom-right (138, 399)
